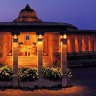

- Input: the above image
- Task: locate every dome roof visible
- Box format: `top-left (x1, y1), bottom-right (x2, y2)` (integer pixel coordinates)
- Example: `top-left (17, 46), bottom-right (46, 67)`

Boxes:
top-left (14, 4), bottom-right (42, 22)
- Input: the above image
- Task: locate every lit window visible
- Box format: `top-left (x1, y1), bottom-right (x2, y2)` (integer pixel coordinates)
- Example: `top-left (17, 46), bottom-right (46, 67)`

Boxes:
top-left (26, 34), bottom-right (30, 40)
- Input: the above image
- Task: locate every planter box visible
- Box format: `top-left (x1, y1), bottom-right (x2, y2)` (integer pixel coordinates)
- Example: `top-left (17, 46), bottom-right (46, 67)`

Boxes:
top-left (0, 81), bottom-right (13, 88)
top-left (19, 79), bottom-right (61, 88)
top-left (19, 80), bottom-right (38, 89)
top-left (38, 79), bottom-right (61, 88)
top-left (0, 79), bottom-right (61, 88)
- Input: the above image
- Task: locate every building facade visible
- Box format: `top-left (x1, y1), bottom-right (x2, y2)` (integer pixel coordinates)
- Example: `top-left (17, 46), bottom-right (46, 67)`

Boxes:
top-left (0, 4), bottom-right (96, 68)
top-left (0, 4), bottom-right (96, 88)
top-left (0, 4), bottom-right (77, 68)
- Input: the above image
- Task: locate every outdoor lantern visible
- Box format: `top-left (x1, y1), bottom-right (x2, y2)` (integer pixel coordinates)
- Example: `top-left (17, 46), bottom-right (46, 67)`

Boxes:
top-left (63, 34), bottom-right (67, 39)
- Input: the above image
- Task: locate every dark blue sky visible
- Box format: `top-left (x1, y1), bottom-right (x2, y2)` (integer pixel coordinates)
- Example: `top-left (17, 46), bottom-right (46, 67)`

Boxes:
top-left (0, 0), bottom-right (96, 30)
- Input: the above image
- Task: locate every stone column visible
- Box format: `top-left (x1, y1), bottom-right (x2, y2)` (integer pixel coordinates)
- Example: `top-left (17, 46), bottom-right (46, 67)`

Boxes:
top-left (78, 35), bottom-right (82, 52)
top-left (85, 35), bottom-right (89, 51)
top-left (91, 34), bottom-right (95, 52)
top-left (12, 34), bottom-right (18, 88)
top-left (60, 34), bottom-right (67, 87)
top-left (71, 35), bottom-right (75, 52)
top-left (37, 34), bottom-right (43, 87)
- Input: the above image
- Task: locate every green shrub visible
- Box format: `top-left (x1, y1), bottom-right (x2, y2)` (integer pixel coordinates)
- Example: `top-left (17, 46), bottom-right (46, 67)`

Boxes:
top-left (43, 67), bottom-right (62, 81)
top-left (19, 67), bottom-right (62, 81)
top-left (0, 66), bottom-right (13, 81)
top-left (19, 68), bottom-right (38, 82)
top-left (0, 66), bottom-right (72, 82)
top-left (26, 68), bottom-right (38, 81)
top-left (18, 67), bottom-right (28, 82)
top-left (19, 74), bottom-right (28, 82)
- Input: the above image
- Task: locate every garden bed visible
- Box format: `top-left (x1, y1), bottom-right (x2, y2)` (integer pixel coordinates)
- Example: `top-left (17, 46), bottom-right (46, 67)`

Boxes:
top-left (0, 66), bottom-right (72, 88)
top-left (18, 67), bottom-right (62, 88)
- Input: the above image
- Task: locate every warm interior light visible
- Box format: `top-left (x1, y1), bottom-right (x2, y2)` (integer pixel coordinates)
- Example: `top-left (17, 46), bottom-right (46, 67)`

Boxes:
top-left (60, 35), bottom-right (63, 39)
top-left (60, 34), bottom-right (67, 39)
top-left (38, 34), bottom-right (43, 39)
top-left (94, 38), bottom-right (96, 51)
top-left (88, 36), bottom-right (91, 51)
top-left (82, 35), bottom-right (86, 51)
top-left (67, 35), bottom-right (72, 52)
top-left (14, 35), bottom-right (18, 39)
top-left (75, 36), bottom-right (79, 52)
top-left (63, 34), bottom-right (67, 39)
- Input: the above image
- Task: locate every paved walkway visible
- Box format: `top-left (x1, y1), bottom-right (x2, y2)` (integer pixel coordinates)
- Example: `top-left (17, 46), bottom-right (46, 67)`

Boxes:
top-left (0, 67), bottom-right (96, 96)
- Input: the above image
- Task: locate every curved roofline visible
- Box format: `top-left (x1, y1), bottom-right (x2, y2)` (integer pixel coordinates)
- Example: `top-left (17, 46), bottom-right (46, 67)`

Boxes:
top-left (0, 21), bottom-right (77, 29)
top-left (42, 22), bottom-right (78, 29)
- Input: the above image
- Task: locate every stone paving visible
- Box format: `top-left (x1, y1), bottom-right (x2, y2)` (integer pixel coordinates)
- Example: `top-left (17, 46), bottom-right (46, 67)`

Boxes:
top-left (0, 67), bottom-right (96, 96)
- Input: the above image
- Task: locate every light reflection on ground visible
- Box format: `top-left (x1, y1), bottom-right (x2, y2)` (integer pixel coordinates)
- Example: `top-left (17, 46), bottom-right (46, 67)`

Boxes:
top-left (0, 86), bottom-right (89, 96)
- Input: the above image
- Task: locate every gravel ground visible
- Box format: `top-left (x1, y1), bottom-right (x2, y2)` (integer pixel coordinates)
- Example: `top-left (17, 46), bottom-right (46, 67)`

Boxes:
top-left (0, 67), bottom-right (96, 96)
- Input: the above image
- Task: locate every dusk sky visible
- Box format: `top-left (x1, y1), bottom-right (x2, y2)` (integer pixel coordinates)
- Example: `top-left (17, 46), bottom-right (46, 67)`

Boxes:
top-left (0, 0), bottom-right (96, 30)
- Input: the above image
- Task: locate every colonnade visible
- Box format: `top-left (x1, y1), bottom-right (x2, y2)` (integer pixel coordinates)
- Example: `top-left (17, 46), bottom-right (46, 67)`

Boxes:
top-left (12, 32), bottom-right (67, 88)
top-left (3, 31), bottom-right (96, 88)
top-left (67, 34), bottom-right (96, 53)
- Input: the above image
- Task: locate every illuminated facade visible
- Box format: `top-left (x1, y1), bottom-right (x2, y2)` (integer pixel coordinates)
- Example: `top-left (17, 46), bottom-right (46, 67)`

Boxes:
top-left (0, 4), bottom-right (96, 88)
top-left (0, 4), bottom-right (96, 68)
top-left (0, 4), bottom-right (77, 68)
